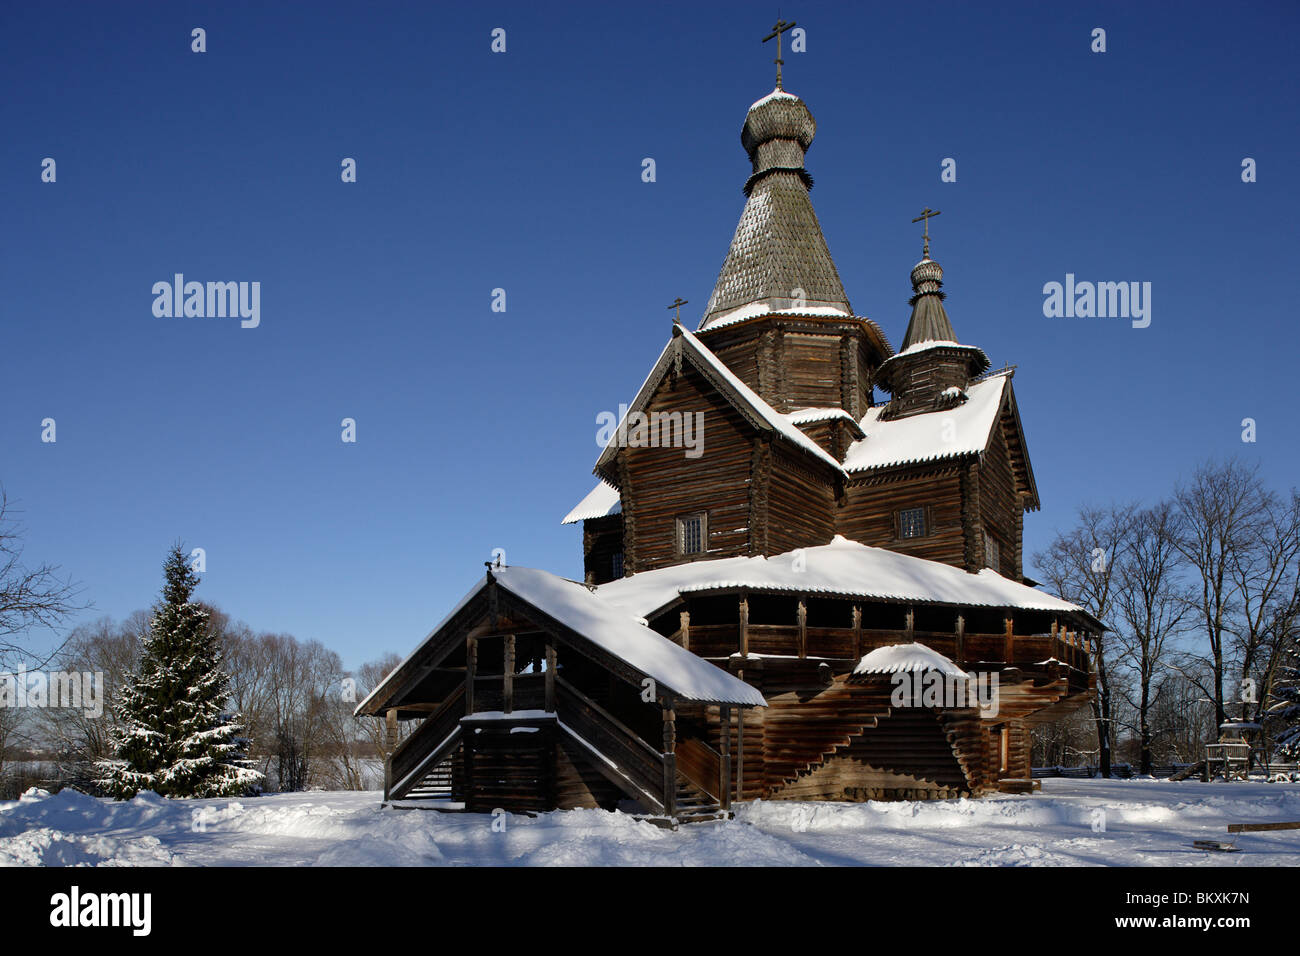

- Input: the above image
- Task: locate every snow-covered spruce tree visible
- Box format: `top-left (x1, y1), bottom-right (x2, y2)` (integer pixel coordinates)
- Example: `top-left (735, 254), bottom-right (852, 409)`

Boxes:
top-left (1268, 637), bottom-right (1300, 759)
top-left (96, 546), bottom-right (261, 798)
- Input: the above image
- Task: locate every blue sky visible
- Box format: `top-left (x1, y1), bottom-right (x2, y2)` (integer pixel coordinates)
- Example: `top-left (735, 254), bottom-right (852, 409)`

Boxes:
top-left (2, 1), bottom-right (1296, 670)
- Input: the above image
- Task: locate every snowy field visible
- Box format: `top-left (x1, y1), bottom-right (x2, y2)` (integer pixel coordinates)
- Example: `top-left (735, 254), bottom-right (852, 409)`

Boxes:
top-left (1, 778), bottom-right (1297, 866)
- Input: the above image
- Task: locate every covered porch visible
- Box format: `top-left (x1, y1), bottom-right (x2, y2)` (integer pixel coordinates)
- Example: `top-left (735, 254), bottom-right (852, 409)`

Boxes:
top-left (355, 565), bottom-right (765, 821)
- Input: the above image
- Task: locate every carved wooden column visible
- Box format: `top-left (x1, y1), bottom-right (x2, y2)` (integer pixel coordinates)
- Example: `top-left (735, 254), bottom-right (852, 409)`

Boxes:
top-left (544, 643), bottom-right (556, 712)
top-left (797, 598), bottom-right (807, 659)
top-left (719, 705), bottom-right (732, 811)
top-left (739, 595), bottom-right (750, 658)
top-left (662, 696), bottom-right (677, 817)
top-left (503, 634), bottom-right (515, 714)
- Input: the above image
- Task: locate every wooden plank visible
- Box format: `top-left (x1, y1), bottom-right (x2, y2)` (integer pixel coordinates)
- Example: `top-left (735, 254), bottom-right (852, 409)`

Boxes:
top-left (1227, 821), bottom-right (1300, 833)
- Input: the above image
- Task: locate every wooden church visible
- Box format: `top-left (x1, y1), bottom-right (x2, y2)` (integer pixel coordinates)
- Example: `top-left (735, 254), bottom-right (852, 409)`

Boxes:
top-left (357, 46), bottom-right (1100, 820)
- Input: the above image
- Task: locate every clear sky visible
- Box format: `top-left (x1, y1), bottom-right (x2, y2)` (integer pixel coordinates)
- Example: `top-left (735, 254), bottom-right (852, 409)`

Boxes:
top-left (2, 1), bottom-right (1296, 670)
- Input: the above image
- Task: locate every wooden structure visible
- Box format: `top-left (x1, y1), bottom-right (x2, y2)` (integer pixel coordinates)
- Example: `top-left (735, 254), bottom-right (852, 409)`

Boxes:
top-left (360, 73), bottom-right (1099, 819)
top-left (1204, 721), bottom-right (1261, 781)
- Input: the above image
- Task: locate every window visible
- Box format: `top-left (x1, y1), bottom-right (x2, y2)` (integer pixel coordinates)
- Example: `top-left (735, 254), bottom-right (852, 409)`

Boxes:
top-left (676, 513), bottom-right (707, 556)
top-left (984, 531), bottom-right (1000, 570)
top-left (898, 507), bottom-right (926, 539)
top-left (611, 551), bottom-right (624, 578)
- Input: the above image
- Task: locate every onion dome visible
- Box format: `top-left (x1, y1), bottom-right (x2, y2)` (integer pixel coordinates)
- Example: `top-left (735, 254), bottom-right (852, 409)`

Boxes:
top-left (741, 89), bottom-right (816, 186)
top-left (699, 86), bottom-right (852, 329)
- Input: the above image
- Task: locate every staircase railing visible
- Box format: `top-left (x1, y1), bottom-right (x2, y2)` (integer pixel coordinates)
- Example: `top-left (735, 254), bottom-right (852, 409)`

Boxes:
top-left (554, 676), bottom-right (667, 813)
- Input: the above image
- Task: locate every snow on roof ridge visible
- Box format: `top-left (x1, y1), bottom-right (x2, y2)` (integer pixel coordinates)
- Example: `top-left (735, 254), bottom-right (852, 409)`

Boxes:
top-left (853, 642), bottom-right (970, 679)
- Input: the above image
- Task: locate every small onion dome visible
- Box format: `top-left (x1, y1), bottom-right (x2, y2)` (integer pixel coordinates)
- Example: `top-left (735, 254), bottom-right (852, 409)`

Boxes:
top-left (911, 256), bottom-right (944, 294)
top-left (741, 89), bottom-right (816, 175)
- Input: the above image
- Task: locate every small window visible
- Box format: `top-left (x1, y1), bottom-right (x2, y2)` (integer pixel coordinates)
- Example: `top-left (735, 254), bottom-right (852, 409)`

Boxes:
top-left (898, 507), bottom-right (926, 539)
top-left (984, 531), bottom-right (1000, 570)
top-left (611, 551), bottom-right (624, 578)
top-left (677, 513), bottom-right (707, 556)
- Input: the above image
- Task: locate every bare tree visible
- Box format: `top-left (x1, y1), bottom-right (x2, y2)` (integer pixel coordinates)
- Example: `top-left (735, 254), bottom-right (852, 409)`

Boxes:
top-left (1112, 502), bottom-right (1190, 774)
top-left (1173, 460), bottom-right (1283, 727)
top-left (0, 490), bottom-right (87, 668)
top-left (1034, 502), bottom-right (1138, 775)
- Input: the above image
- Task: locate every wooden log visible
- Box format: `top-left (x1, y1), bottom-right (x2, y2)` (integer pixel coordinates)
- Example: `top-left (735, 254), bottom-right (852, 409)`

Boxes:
top-left (1227, 821), bottom-right (1300, 833)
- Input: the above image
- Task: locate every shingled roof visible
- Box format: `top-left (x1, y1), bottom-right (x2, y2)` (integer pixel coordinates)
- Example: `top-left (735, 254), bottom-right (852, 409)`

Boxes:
top-left (699, 88), bottom-right (853, 330)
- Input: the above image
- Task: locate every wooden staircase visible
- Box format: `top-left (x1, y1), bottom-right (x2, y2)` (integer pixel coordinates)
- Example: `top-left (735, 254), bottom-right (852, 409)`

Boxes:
top-left (400, 751), bottom-right (459, 800)
top-left (673, 775), bottom-right (726, 823)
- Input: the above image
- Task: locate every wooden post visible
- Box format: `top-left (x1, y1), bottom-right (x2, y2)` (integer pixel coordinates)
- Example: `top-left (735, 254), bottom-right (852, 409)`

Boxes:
top-left (797, 598), bottom-right (807, 659)
top-left (739, 595), bottom-right (750, 658)
top-left (383, 707), bottom-right (398, 801)
top-left (955, 614), bottom-right (965, 664)
top-left (1004, 617), bottom-right (1014, 663)
top-left (544, 643), bottom-right (556, 712)
top-left (680, 610), bottom-right (691, 651)
top-left (662, 697), bottom-right (677, 818)
top-left (736, 706), bottom-right (745, 801)
top-left (852, 604), bottom-right (862, 660)
top-left (719, 705), bottom-right (732, 811)
top-left (465, 636), bottom-right (477, 715)
top-left (503, 634), bottom-right (515, 714)
top-left (906, 606), bottom-right (915, 639)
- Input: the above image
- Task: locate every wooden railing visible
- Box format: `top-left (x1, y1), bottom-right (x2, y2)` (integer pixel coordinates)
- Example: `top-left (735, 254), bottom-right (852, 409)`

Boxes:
top-left (680, 622), bottom-right (1092, 672)
top-left (554, 676), bottom-right (666, 812)
top-left (675, 736), bottom-right (724, 801)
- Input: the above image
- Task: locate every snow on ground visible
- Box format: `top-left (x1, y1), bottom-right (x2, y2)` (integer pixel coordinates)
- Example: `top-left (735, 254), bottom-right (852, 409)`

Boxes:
top-left (0, 779), bottom-right (1297, 867)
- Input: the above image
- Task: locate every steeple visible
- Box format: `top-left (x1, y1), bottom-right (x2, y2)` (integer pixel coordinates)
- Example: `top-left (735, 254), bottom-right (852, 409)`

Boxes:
top-left (899, 254), bottom-right (957, 350)
top-left (899, 208), bottom-right (959, 350)
top-left (698, 84), bottom-right (853, 330)
top-left (876, 219), bottom-right (989, 419)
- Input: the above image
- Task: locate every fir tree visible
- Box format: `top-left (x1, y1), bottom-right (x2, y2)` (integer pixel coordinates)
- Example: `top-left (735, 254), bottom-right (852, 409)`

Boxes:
top-left (97, 545), bottom-right (261, 798)
top-left (1268, 636), bottom-right (1300, 759)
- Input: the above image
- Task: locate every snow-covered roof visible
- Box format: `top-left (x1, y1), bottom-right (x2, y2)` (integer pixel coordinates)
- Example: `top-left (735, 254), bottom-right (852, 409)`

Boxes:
top-left (358, 565), bottom-right (768, 714)
top-left (561, 480), bottom-right (621, 524)
top-left (490, 567), bottom-right (765, 707)
top-left (842, 372), bottom-right (1009, 473)
top-left (785, 406), bottom-right (861, 427)
top-left (597, 534), bottom-right (1085, 621)
top-left (702, 302), bottom-right (853, 330)
top-left (853, 642), bottom-right (970, 680)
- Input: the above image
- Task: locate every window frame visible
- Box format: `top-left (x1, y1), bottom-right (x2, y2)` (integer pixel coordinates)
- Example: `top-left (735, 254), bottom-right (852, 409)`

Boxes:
top-left (897, 506), bottom-right (927, 540)
top-left (984, 530), bottom-right (1000, 570)
top-left (676, 512), bottom-right (708, 557)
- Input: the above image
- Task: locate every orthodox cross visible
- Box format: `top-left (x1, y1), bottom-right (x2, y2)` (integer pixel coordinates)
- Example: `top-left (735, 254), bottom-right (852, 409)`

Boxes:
top-left (762, 18), bottom-right (797, 90)
top-left (911, 207), bottom-right (941, 258)
top-left (667, 297), bottom-right (688, 324)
